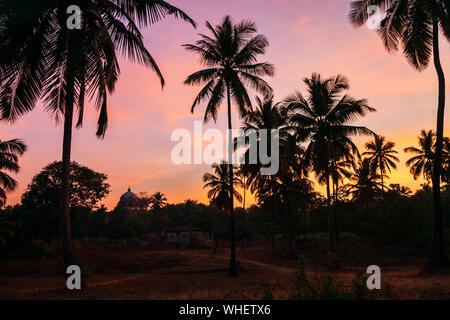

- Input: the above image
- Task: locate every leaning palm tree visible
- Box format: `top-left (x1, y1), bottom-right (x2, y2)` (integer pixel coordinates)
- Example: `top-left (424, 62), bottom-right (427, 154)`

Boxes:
top-left (0, 0), bottom-right (194, 268)
top-left (203, 163), bottom-right (242, 212)
top-left (184, 16), bottom-right (274, 276)
top-left (363, 135), bottom-right (399, 193)
top-left (349, 0), bottom-right (450, 268)
top-left (284, 73), bottom-right (375, 253)
top-left (0, 139), bottom-right (27, 207)
top-left (404, 130), bottom-right (436, 182)
top-left (150, 191), bottom-right (167, 212)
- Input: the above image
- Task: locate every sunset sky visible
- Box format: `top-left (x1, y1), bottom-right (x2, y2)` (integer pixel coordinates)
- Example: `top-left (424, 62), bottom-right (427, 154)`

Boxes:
top-left (1, 0), bottom-right (449, 209)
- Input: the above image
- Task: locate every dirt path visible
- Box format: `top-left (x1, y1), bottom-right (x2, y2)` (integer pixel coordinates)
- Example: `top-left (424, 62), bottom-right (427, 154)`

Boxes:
top-left (177, 251), bottom-right (294, 274)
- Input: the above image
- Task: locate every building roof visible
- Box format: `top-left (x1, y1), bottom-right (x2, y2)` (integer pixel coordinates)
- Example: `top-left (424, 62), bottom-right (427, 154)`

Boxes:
top-left (119, 187), bottom-right (138, 202)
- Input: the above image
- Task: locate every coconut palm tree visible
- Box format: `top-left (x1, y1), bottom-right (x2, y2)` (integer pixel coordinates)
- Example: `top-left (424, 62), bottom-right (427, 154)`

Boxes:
top-left (0, 0), bottom-right (194, 268)
top-left (345, 158), bottom-right (381, 213)
top-left (284, 73), bottom-right (375, 253)
top-left (349, 0), bottom-right (450, 267)
top-left (184, 16), bottom-right (274, 276)
top-left (150, 191), bottom-right (167, 212)
top-left (404, 130), bottom-right (436, 182)
top-left (0, 139), bottom-right (27, 207)
top-left (203, 163), bottom-right (242, 212)
top-left (363, 135), bottom-right (399, 193)
top-left (239, 95), bottom-right (291, 194)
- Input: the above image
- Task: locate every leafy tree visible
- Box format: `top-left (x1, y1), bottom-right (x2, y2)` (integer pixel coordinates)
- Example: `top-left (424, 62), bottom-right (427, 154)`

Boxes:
top-left (284, 73), bottom-right (375, 253)
top-left (349, 0), bottom-right (450, 268)
top-left (0, 0), bottom-right (194, 267)
top-left (363, 135), bottom-right (399, 193)
top-left (184, 15), bottom-right (274, 276)
top-left (0, 139), bottom-right (27, 207)
top-left (22, 161), bottom-right (110, 209)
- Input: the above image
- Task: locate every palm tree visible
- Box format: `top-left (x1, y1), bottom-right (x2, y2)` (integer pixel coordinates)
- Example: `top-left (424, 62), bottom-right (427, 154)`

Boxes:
top-left (363, 135), bottom-right (399, 193)
top-left (150, 191), bottom-right (167, 211)
top-left (349, 0), bottom-right (450, 268)
top-left (388, 183), bottom-right (412, 200)
top-left (345, 158), bottom-right (381, 213)
top-left (0, 139), bottom-right (27, 207)
top-left (284, 73), bottom-right (375, 253)
top-left (236, 167), bottom-right (249, 213)
top-left (0, 0), bottom-right (194, 268)
top-left (203, 163), bottom-right (242, 212)
top-left (404, 130), bottom-right (435, 182)
top-left (184, 16), bottom-right (274, 276)
top-left (239, 95), bottom-right (290, 194)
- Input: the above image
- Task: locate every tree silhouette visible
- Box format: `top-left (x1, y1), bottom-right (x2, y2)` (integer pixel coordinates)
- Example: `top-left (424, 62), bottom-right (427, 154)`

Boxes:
top-left (345, 158), bottom-right (381, 213)
top-left (203, 163), bottom-right (242, 213)
top-left (363, 135), bottom-right (399, 193)
top-left (0, 139), bottom-right (27, 207)
top-left (0, 0), bottom-right (194, 268)
top-left (150, 191), bottom-right (168, 212)
top-left (284, 73), bottom-right (375, 253)
top-left (184, 16), bottom-right (274, 276)
top-left (404, 130), bottom-right (436, 182)
top-left (349, 0), bottom-right (450, 268)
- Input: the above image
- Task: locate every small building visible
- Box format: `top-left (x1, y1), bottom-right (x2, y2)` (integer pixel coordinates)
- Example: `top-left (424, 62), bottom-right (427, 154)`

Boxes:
top-left (165, 225), bottom-right (214, 245)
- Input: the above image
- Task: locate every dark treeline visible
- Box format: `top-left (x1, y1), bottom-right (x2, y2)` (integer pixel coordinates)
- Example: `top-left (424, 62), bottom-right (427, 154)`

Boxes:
top-left (1, 168), bottom-right (449, 261)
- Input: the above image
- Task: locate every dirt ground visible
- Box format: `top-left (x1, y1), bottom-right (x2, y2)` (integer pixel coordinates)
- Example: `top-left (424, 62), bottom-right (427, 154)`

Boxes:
top-left (0, 242), bottom-right (449, 299)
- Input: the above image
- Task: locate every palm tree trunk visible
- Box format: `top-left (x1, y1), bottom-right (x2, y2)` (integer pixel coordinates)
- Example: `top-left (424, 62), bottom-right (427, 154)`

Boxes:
top-left (243, 175), bottom-right (246, 212)
top-left (226, 82), bottom-right (237, 277)
top-left (427, 8), bottom-right (447, 269)
top-left (331, 172), bottom-right (339, 244)
top-left (326, 171), bottom-right (335, 253)
top-left (61, 70), bottom-right (75, 269)
top-left (381, 159), bottom-right (384, 194)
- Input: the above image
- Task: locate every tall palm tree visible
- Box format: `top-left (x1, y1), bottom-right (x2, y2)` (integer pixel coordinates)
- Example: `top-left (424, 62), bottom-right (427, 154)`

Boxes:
top-left (0, 139), bottom-right (27, 207)
top-left (0, 0), bottom-right (194, 268)
top-left (184, 16), bottom-right (274, 276)
top-left (239, 95), bottom-right (290, 193)
top-left (150, 191), bottom-right (167, 211)
top-left (363, 135), bottom-right (399, 193)
top-left (404, 130), bottom-right (436, 182)
top-left (349, 0), bottom-right (450, 267)
top-left (203, 163), bottom-right (242, 212)
top-left (284, 73), bottom-right (375, 253)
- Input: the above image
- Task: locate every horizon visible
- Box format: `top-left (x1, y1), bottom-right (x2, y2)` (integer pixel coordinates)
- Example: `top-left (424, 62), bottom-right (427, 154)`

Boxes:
top-left (0, 0), bottom-right (449, 210)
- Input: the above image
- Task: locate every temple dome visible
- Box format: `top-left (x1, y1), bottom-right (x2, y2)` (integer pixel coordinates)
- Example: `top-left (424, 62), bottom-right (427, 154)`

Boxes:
top-left (117, 187), bottom-right (139, 212)
top-left (120, 187), bottom-right (138, 201)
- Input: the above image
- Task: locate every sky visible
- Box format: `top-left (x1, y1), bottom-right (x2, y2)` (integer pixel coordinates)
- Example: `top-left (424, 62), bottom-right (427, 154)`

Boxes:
top-left (1, 0), bottom-right (449, 209)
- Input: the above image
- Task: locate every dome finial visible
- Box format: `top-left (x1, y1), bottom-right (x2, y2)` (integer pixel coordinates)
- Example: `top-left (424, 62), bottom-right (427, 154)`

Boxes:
top-left (128, 186), bottom-right (131, 192)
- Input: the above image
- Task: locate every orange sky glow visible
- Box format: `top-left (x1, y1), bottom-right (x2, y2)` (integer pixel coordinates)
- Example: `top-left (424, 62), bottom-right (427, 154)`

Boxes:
top-left (0, 0), bottom-right (449, 210)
